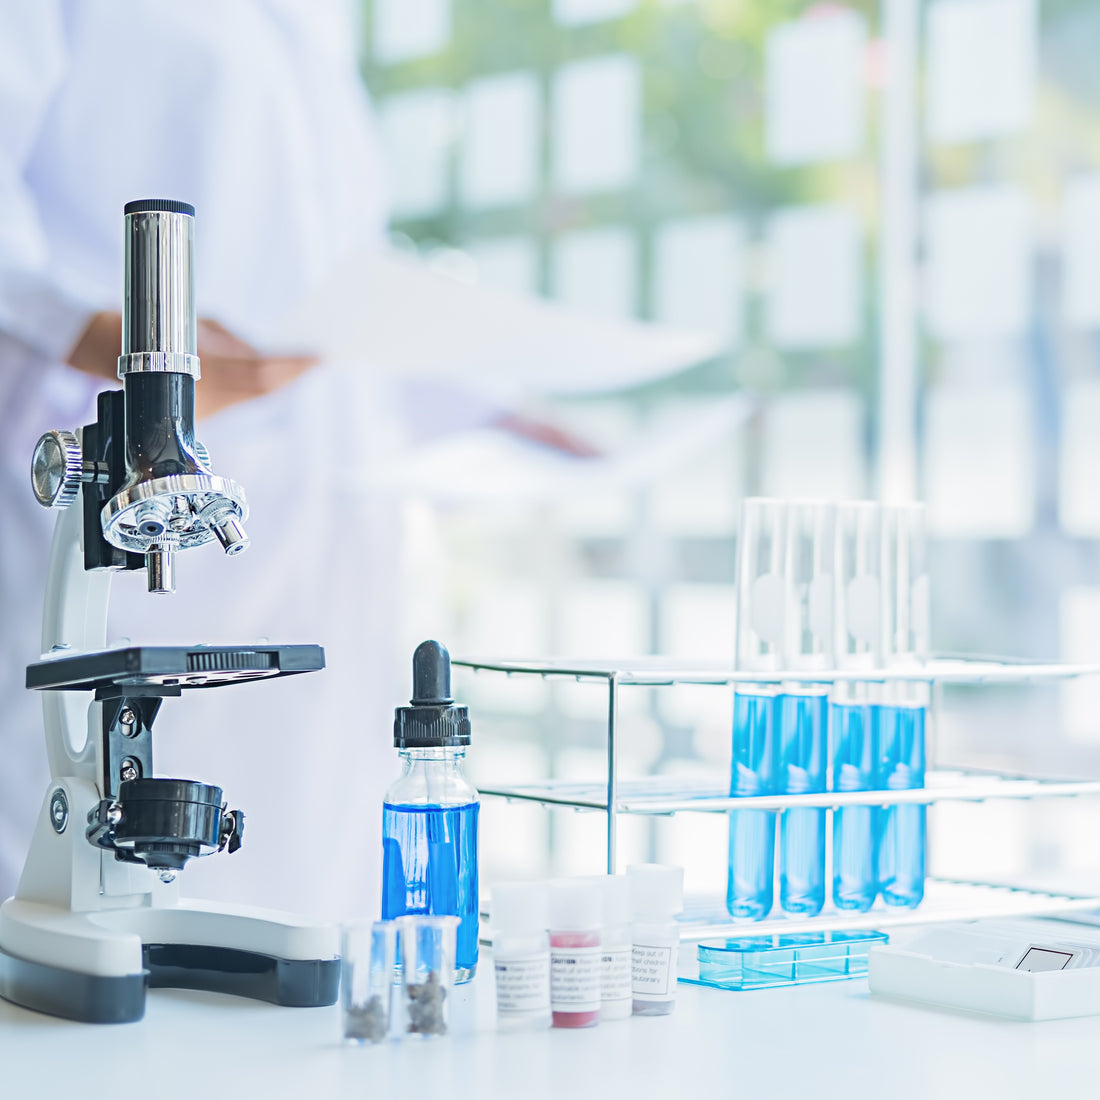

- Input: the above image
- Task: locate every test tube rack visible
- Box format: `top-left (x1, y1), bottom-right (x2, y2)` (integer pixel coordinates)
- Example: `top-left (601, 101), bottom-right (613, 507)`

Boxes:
top-left (456, 655), bottom-right (1100, 942)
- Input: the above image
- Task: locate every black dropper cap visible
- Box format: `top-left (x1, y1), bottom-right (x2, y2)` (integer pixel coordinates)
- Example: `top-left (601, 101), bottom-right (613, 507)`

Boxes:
top-left (394, 640), bottom-right (471, 748)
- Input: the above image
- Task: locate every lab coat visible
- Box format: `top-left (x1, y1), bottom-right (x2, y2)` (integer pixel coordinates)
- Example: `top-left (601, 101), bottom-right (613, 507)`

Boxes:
top-left (0, 0), bottom-right (402, 920)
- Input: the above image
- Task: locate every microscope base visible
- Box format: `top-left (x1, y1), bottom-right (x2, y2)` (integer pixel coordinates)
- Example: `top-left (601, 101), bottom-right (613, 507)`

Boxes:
top-left (0, 897), bottom-right (340, 1023)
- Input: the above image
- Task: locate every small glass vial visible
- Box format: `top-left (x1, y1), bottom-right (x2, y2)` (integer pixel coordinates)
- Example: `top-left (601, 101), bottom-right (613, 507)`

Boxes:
top-left (382, 641), bottom-right (480, 983)
top-left (628, 863), bottom-right (684, 1016)
top-left (491, 881), bottom-right (551, 1031)
top-left (548, 879), bottom-right (602, 1029)
top-left (587, 875), bottom-right (632, 1021)
top-left (398, 914), bottom-right (459, 1038)
top-left (341, 920), bottom-right (397, 1044)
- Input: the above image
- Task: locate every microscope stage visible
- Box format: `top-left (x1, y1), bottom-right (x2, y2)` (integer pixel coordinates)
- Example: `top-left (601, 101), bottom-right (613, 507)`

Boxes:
top-left (26, 644), bottom-right (325, 691)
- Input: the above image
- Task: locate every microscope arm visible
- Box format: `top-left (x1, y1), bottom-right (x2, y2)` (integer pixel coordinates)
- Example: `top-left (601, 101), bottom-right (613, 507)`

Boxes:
top-left (39, 491), bottom-right (110, 782)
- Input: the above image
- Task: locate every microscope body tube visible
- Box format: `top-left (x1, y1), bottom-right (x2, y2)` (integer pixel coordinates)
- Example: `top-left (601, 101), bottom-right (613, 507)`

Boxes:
top-left (99, 200), bottom-right (249, 585)
top-left (119, 201), bottom-right (204, 487)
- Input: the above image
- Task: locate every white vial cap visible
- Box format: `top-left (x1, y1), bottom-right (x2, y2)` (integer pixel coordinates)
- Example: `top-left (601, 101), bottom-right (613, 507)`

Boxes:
top-left (581, 874), bottom-right (631, 927)
top-left (627, 863), bottom-right (684, 920)
top-left (549, 878), bottom-right (602, 931)
top-left (491, 881), bottom-right (548, 935)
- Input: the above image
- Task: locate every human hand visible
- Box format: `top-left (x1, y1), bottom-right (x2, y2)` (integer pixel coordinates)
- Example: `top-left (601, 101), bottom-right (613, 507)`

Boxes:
top-left (67, 311), bottom-right (319, 420)
top-left (492, 411), bottom-right (602, 458)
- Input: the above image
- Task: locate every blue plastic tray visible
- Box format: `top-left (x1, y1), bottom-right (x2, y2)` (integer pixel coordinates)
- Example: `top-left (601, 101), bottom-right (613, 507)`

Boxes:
top-left (681, 930), bottom-right (889, 991)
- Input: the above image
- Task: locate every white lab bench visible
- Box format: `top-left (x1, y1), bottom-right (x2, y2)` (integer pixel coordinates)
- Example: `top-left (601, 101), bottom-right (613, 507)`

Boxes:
top-left (3, 952), bottom-right (1100, 1100)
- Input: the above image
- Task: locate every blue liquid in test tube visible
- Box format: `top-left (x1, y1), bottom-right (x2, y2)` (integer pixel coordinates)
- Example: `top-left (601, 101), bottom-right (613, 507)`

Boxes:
top-left (727, 689), bottom-right (776, 920)
top-left (831, 700), bottom-right (877, 912)
top-left (875, 703), bottom-right (926, 908)
top-left (777, 690), bottom-right (827, 915)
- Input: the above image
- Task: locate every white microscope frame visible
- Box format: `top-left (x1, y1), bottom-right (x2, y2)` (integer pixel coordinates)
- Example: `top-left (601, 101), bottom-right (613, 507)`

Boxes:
top-left (0, 492), bottom-right (337, 1013)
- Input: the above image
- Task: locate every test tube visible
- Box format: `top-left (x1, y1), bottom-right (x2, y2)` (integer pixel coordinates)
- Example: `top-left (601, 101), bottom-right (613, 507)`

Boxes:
top-left (728, 498), bottom-right (784, 920)
top-left (341, 920), bottom-right (397, 1044)
top-left (876, 503), bottom-right (929, 908)
top-left (831, 502), bottom-right (882, 912)
top-left (398, 914), bottom-right (459, 1038)
top-left (777, 501), bottom-right (833, 916)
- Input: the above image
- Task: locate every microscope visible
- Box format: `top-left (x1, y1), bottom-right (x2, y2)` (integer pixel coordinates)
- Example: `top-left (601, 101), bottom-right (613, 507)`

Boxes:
top-left (0, 200), bottom-right (339, 1023)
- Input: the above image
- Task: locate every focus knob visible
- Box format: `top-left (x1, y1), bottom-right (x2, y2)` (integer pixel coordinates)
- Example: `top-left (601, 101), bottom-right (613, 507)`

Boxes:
top-left (31, 430), bottom-right (83, 509)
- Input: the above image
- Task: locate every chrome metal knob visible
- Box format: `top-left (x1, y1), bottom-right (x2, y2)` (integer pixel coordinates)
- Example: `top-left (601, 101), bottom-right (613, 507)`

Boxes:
top-left (31, 430), bottom-right (83, 509)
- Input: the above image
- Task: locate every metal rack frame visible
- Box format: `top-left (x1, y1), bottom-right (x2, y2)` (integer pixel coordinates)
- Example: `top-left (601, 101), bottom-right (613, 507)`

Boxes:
top-left (455, 655), bottom-right (1100, 936)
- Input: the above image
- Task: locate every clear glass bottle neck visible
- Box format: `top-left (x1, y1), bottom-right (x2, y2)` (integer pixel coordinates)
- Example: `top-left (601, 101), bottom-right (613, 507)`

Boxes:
top-left (399, 746), bottom-right (467, 765)
top-left (387, 744), bottom-right (476, 806)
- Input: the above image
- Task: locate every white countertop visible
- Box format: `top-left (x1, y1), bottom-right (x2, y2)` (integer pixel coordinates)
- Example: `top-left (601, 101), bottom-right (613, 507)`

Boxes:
top-left (3, 953), bottom-right (1100, 1100)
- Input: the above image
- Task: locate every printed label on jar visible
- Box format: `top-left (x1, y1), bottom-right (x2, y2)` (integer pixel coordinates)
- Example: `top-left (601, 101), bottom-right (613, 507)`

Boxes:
top-left (601, 946), bottom-right (632, 1004)
top-left (550, 945), bottom-right (601, 1012)
top-left (632, 943), bottom-right (674, 999)
top-left (495, 954), bottom-right (551, 1015)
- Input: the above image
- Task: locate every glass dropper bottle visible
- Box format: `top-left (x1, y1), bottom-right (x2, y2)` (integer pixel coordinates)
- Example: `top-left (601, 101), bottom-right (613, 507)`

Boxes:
top-left (381, 640), bottom-right (480, 982)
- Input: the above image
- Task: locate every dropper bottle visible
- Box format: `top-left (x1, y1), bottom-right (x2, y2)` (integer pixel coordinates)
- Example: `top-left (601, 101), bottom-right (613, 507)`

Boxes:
top-left (382, 640), bottom-right (480, 982)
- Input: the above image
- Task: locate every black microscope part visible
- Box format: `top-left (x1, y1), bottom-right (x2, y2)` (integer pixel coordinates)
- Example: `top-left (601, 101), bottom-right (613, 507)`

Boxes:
top-left (123, 198), bottom-right (195, 216)
top-left (26, 644), bottom-right (325, 692)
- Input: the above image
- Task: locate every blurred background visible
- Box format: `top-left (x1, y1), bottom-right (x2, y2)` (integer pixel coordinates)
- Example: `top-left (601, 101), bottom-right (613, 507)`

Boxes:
top-left (355, 0), bottom-right (1100, 897)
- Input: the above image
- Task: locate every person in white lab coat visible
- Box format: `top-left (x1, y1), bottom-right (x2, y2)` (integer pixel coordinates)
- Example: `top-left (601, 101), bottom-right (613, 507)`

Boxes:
top-left (0, 0), bottom-right (409, 921)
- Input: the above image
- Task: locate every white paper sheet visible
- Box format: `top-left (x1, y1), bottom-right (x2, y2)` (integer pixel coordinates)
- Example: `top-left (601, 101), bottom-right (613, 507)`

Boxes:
top-left (924, 186), bottom-right (1033, 339)
top-left (551, 226), bottom-right (638, 319)
top-left (552, 55), bottom-right (641, 193)
top-left (466, 236), bottom-right (540, 296)
top-left (765, 204), bottom-right (863, 348)
top-left (377, 89), bottom-right (457, 219)
top-left (652, 215), bottom-right (745, 346)
top-left (459, 72), bottom-right (540, 209)
top-left (372, 0), bottom-right (451, 64)
top-left (765, 10), bottom-right (867, 166)
top-left (922, 382), bottom-right (1035, 537)
top-left (359, 395), bottom-right (752, 503)
top-left (759, 389), bottom-right (867, 499)
top-left (926, 0), bottom-right (1037, 144)
top-left (1059, 378), bottom-right (1100, 536)
top-left (1062, 175), bottom-right (1100, 328)
top-left (272, 247), bottom-right (721, 396)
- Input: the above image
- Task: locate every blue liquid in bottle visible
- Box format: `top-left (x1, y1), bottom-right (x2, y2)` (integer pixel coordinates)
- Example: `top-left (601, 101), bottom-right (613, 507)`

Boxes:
top-left (831, 702), bottom-right (877, 912)
top-left (875, 704), bottom-right (926, 908)
top-left (777, 691), bottom-right (827, 916)
top-left (727, 690), bottom-right (776, 920)
top-left (382, 801), bottom-right (480, 978)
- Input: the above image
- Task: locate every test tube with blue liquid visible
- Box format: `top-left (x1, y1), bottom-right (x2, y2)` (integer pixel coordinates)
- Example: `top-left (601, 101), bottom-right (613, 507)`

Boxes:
top-left (876, 503), bottom-right (929, 908)
top-left (831, 502), bottom-right (882, 912)
top-left (776, 502), bottom-right (833, 917)
top-left (727, 498), bottom-right (784, 920)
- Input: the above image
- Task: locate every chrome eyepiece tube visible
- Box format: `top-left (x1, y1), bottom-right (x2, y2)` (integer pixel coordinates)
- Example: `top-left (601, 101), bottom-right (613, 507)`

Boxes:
top-left (98, 199), bottom-right (249, 590)
top-left (118, 200), bottom-right (201, 379)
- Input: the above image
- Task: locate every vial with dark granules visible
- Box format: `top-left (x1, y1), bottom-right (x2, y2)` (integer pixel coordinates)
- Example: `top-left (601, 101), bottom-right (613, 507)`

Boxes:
top-left (344, 994), bottom-right (389, 1043)
top-left (405, 969), bottom-right (448, 1036)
